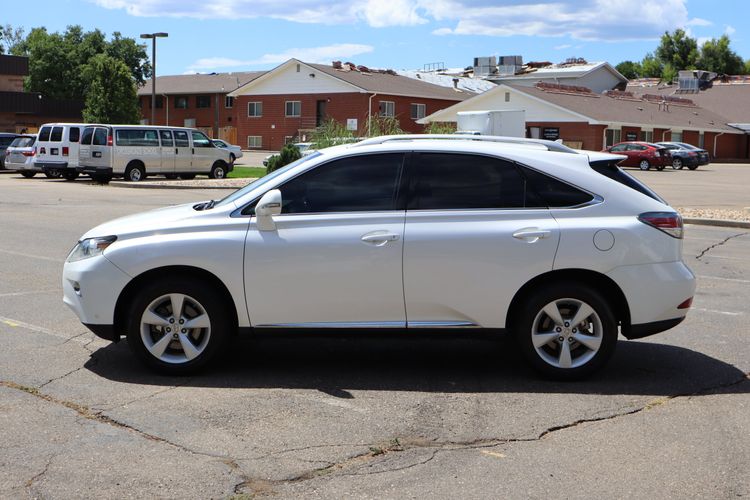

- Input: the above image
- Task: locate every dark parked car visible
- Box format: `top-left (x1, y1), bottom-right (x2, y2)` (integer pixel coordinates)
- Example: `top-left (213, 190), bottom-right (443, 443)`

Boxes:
top-left (0, 132), bottom-right (22, 169)
top-left (656, 142), bottom-right (709, 170)
top-left (603, 142), bottom-right (672, 170)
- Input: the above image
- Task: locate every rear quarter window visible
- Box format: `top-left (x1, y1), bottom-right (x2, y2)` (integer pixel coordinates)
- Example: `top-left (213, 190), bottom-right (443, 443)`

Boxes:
top-left (590, 159), bottom-right (665, 203)
top-left (518, 166), bottom-right (594, 207)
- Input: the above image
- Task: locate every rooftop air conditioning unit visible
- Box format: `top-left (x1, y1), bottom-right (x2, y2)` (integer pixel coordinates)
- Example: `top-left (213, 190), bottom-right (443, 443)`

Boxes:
top-left (473, 56), bottom-right (497, 78)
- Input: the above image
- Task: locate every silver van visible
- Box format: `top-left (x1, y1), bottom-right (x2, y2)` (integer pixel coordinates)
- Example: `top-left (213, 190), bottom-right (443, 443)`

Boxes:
top-left (35, 123), bottom-right (92, 180)
top-left (78, 125), bottom-right (232, 182)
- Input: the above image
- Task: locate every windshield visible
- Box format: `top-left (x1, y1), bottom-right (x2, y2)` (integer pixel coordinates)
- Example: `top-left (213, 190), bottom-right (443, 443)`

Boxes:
top-left (215, 151), bottom-right (323, 208)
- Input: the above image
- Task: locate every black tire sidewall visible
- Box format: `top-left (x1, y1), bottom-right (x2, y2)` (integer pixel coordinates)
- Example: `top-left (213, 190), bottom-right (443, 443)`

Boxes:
top-left (126, 278), bottom-right (231, 375)
top-left (210, 163), bottom-right (226, 179)
top-left (513, 283), bottom-right (617, 380)
top-left (126, 165), bottom-right (145, 182)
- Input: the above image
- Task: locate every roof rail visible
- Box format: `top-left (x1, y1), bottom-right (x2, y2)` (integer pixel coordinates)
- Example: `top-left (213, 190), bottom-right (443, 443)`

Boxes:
top-left (353, 134), bottom-right (577, 154)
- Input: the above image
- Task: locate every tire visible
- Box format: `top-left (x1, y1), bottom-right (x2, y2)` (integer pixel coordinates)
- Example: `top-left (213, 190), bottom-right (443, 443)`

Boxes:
top-left (672, 158), bottom-right (683, 170)
top-left (125, 163), bottom-right (146, 182)
top-left (20, 172), bottom-right (36, 178)
top-left (229, 153), bottom-right (236, 163)
top-left (209, 162), bottom-right (227, 179)
top-left (513, 283), bottom-right (617, 380)
top-left (91, 173), bottom-right (112, 184)
top-left (687, 165), bottom-right (699, 171)
top-left (656, 165), bottom-right (665, 171)
top-left (179, 174), bottom-right (196, 180)
top-left (638, 160), bottom-right (650, 170)
top-left (44, 169), bottom-right (62, 179)
top-left (62, 170), bottom-right (79, 181)
top-left (164, 174), bottom-right (178, 180)
top-left (126, 278), bottom-right (231, 375)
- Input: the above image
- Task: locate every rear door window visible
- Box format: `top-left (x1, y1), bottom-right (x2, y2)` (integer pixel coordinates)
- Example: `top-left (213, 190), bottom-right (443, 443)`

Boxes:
top-left (81, 127), bottom-right (94, 145)
top-left (409, 153), bottom-right (534, 210)
top-left (93, 128), bottom-right (108, 146)
top-left (69, 127), bottom-right (80, 143)
top-left (50, 127), bottom-right (63, 142)
top-left (160, 130), bottom-right (174, 147)
top-left (39, 127), bottom-right (51, 142)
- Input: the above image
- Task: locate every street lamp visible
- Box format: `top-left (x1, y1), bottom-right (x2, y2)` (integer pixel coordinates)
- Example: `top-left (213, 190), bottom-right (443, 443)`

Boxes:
top-left (140, 32), bottom-right (168, 125)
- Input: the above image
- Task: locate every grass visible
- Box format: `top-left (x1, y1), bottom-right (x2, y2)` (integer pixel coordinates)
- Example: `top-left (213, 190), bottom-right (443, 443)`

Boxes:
top-left (228, 166), bottom-right (267, 179)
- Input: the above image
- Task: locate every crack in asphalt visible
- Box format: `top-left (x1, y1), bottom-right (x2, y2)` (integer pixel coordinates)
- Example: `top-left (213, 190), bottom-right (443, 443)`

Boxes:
top-left (233, 372), bottom-right (750, 496)
top-left (695, 232), bottom-right (748, 260)
top-left (24, 452), bottom-right (57, 497)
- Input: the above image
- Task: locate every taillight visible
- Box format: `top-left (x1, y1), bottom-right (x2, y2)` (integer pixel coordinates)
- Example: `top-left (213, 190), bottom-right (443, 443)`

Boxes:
top-left (62, 146), bottom-right (69, 156)
top-left (638, 211), bottom-right (684, 239)
top-left (22, 150), bottom-right (35, 157)
top-left (678, 297), bottom-right (693, 309)
top-left (107, 134), bottom-right (113, 146)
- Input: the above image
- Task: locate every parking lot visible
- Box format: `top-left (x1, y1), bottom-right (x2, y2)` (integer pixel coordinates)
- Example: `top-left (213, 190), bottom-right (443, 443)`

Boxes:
top-left (0, 166), bottom-right (748, 498)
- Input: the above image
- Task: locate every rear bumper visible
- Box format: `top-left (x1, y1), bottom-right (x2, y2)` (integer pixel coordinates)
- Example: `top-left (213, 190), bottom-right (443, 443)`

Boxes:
top-left (622, 316), bottom-right (685, 340)
top-left (35, 161), bottom-right (70, 172)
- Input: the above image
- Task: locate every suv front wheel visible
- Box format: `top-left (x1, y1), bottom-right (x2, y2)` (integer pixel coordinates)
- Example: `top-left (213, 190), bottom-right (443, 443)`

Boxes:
top-left (514, 283), bottom-right (617, 380)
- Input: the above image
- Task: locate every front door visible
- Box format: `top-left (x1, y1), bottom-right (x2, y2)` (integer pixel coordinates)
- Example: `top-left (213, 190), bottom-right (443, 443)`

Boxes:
top-left (402, 153), bottom-right (560, 329)
top-left (190, 130), bottom-right (214, 174)
top-left (243, 153), bottom-right (407, 327)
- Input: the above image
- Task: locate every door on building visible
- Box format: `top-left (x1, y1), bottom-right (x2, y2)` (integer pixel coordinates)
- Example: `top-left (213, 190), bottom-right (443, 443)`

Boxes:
top-left (316, 100), bottom-right (327, 127)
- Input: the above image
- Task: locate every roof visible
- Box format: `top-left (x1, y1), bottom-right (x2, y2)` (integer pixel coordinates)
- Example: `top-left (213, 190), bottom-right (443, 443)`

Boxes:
top-left (0, 54), bottom-right (28, 76)
top-left (137, 71), bottom-right (265, 96)
top-left (491, 61), bottom-right (627, 83)
top-left (307, 62), bottom-right (474, 101)
top-left (396, 70), bottom-right (496, 93)
top-left (510, 84), bottom-right (738, 133)
top-left (228, 59), bottom-right (473, 101)
top-left (626, 82), bottom-right (750, 125)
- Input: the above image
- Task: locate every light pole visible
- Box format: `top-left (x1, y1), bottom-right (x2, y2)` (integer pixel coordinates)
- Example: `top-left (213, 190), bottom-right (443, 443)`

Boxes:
top-left (140, 32), bottom-right (168, 125)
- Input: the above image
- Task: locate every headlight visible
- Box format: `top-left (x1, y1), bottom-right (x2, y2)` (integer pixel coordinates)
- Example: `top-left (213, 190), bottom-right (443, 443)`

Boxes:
top-left (67, 236), bottom-right (117, 262)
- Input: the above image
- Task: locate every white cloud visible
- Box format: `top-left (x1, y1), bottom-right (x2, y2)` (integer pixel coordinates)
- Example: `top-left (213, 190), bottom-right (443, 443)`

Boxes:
top-left (186, 44), bottom-right (374, 71)
top-left (554, 44), bottom-right (573, 50)
top-left (93, 0), bottom-right (711, 41)
top-left (725, 25), bottom-right (736, 36)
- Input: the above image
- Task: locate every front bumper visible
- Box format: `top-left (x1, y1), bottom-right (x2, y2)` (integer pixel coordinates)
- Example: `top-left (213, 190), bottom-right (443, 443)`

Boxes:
top-left (63, 254), bottom-right (132, 331)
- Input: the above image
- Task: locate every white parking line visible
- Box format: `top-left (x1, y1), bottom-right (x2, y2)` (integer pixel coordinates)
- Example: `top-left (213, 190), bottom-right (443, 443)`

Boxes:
top-left (0, 290), bottom-right (58, 298)
top-left (697, 275), bottom-right (750, 284)
top-left (0, 248), bottom-right (65, 263)
top-left (693, 308), bottom-right (744, 317)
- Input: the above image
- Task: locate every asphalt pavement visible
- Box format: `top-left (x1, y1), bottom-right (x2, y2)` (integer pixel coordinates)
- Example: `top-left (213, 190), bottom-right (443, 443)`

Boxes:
top-left (0, 171), bottom-right (747, 499)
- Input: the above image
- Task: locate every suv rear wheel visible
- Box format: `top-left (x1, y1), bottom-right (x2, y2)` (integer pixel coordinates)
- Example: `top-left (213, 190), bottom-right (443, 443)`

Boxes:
top-left (125, 163), bottom-right (146, 182)
top-left (514, 283), bottom-right (617, 380)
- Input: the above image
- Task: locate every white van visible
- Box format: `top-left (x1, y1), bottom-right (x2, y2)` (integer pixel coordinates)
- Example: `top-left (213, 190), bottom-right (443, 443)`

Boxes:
top-left (78, 125), bottom-right (233, 182)
top-left (34, 123), bottom-right (92, 180)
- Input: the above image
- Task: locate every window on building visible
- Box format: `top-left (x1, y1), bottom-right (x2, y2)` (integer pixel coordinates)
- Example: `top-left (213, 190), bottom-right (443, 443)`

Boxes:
top-left (248, 136), bottom-right (262, 148)
top-left (248, 102), bottom-right (262, 117)
top-left (410, 103), bottom-right (426, 120)
top-left (196, 95), bottom-right (211, 108)
top-left (175, 96), bottom-right (188, 109)
top-left (505, 92), bottom-right (511, 102)
top-left (148, 96), bottom-right (164, 109)
top-left (605, 128), bottom-right (621, 147)
top-left (225, 96), bottom-right (234, 108)
top-left (699, 132), bottom-right (705, 149)
top-left (379, 101), bottom-right (395, 117)
top-left (671, 131), bottom-right (683, 143)
top-left (641, 130), bottom-right (654, 143)
top-left (285, 101), bottom-right (301, 117)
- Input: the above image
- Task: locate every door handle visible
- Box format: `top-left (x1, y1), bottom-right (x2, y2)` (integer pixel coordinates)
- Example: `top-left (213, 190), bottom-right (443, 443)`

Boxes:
top-left (513, 228), bottom-right (551, 242)
top-left (361, 232), bottom-right (400, 246)
top-left (175, 148), bottom-right (178, 154)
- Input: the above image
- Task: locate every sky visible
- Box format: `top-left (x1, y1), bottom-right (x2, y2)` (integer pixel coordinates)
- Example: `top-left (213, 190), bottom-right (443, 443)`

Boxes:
top-left (4, 0), bottom-right (749, 76)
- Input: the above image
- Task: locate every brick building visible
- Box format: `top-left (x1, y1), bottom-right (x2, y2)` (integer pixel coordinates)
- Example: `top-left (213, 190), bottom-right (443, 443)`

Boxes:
top-left (228, 59), bottom-right (473, 151)
top-left (137, 71), bottom-right (264, 143)
top-left (0, 54), bottom-right (83, 133)
top-left (420, 81), bottom-right (748, 160)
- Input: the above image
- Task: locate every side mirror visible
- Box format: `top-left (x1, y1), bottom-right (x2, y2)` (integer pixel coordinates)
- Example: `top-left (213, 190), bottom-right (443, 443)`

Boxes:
top-left (256, 189), bottom-right (282, 231)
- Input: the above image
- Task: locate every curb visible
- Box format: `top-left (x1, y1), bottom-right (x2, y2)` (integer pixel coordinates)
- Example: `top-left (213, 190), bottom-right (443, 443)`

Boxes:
top-left (109, 181), bottom-right (252, 190)
top-left (683, 218), bottom-right (750, 229)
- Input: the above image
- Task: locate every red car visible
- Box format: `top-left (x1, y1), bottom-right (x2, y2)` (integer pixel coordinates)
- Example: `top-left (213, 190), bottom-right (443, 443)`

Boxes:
top-left (603, 142), bottom-right (672, 171)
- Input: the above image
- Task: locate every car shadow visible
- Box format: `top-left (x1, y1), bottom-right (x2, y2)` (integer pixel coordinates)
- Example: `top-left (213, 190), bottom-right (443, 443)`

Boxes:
top-left (85, 333), bottom-right (748, 397)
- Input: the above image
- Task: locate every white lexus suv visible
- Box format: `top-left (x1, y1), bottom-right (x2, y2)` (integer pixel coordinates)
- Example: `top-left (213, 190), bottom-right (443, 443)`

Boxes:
top-left (63, 135), bottom-right (695, 379)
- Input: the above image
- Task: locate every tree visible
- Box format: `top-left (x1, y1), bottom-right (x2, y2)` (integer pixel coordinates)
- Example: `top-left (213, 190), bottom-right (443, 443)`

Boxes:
top-left (82, 54), bottom-right (141, 124)
top-left (640, 53), bottom-right (663, 78)
top-left (0, 24), bottom-right (24, 54)
top-left (266, 143), bottom-right (302, 173)
top-left (11, 25), bottom-right (149, 100)
top-left (745, 60), bottom-right (750, 75)
top-left (696, 35), bottom-right (744, 75)
top-left (662, 63), bottom-right (678, 84)
top-left (655, 29), bottom-right (698, 71)
top-left (615, 60), bottom-right (642, 79)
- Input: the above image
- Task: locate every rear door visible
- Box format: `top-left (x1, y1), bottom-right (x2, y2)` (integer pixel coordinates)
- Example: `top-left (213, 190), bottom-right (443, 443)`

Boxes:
top-left (402, 153), bottom-right (561, 329)
top-left (159, 130), bottom-right (176, 174)
top-left (173, 130), bottom-right (192, 172)
top-left (66, 126), bottom-right (82, 167)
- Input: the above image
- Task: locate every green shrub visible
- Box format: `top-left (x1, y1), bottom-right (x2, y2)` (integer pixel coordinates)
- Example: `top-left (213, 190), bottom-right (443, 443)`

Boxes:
top-left (425, 122), bottom-right (457, 134)
top-left (310, 118), bottom-right (355, 149)
top-left (267, 142), bottom-right (302, 173)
